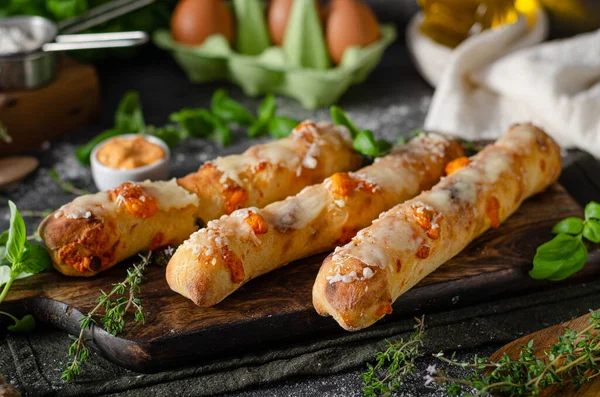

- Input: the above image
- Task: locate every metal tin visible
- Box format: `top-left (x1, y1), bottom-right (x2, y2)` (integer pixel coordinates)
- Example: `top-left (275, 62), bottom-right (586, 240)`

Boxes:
top-left (0, 16), bottom-right (59, 90)
top-left (0, 0), bottom-right (154, 91)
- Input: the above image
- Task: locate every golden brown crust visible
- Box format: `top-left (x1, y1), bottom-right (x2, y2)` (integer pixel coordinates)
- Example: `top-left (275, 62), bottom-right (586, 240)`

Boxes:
top-left (313, 123), bottom-right (562, 331)
top-left (167, 134), bottom-right (464, 306)
top-left (40, 122), bottom-right (359, 277)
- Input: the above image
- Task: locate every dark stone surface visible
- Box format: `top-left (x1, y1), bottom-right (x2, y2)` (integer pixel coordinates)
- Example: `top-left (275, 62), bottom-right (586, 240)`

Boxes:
top-left (2, 3), bottom-right (600, 396)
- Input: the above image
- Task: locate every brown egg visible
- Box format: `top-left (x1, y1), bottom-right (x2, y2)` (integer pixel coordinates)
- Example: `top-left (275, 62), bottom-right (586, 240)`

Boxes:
top-left (268, 0), bottom-right (324, 46)
top-left (326, 0), bottom-right (380, 64)
top-left (171, 0), bottom-right (234, 45)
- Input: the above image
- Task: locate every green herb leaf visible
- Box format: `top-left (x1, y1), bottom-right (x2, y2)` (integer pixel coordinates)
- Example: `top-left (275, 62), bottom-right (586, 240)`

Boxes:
top-left (0, 231), bottom-right (7, 267)
top-left (585, 201), bottom-right (600, 221)
top-left (552, 217), bottom-right (584, 235)
top-left (7, 314), bottom-right (36, 333)
top-left (0, 231), bottom-right (8, 245)
top-left (248, 94), bottom-right (278, 138)
top-left (211, 89), bottom-right (256, 126)
top-left (46, 0), bottom-right (87, 20)
top-left (142, 125), bottom-right (184, 148)
top-left (19, 243), bottom-right (51, 275)
top-left (583, 220), bottom-right (600, 244)
top-left (330, 106), bottom-right (360, 139)
top-left (268, 116), bottom-right (299, 139)
top-left (6, 201), bottom-right (26, 265)
top-left (248, 120), bottom-right (269, 138)
top-left (397, 136), bottom-right (408, 145)
top-left (530, 234), bottom-right (587, 280)
top-left (75, 91), bottom-right (146, 165)
top-left (115, 91), bottom-right (145, 133)
top-left (353, 130), bottom-right (391, 157)
top-left (257, 94), bottom-right (277, 122)
top-left (207, 115), bottom-right (233, 147)
top-left (169, 108), bottom-right (214, 138)
top-left (75, 128), bottom-right (123, 165)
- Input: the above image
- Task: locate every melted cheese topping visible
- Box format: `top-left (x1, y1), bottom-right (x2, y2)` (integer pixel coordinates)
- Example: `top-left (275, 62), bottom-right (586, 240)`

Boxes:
top-left (54, 192), bottom-right (114, 219)
top-left (265, 186), bottom-right (328, 231)
top-left (212, 155), bottom-right (256, 186)
top-left (138, 179), bottom-right (199, 211)
top-left (211, 121), bottom-right (336, 187)
top-left (481, 150), bottom-right (512, 183)
top-left (54, 179), bottom-right (198, 220)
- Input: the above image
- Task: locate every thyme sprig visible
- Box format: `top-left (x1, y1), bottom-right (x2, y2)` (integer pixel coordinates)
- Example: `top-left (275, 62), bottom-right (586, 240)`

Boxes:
top-left (61, 251), bottom-right (153, 382)
top-left (48, 169), bottom-right (88, 196)
top-left (361, 316), bottom-right (425, 397)
top-left (429, 309), bottom-right (600, 396)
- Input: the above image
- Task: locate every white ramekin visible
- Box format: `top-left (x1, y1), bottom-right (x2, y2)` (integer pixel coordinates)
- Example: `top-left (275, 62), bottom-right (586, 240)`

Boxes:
top-left (90, 134), bottom-right (170, 191)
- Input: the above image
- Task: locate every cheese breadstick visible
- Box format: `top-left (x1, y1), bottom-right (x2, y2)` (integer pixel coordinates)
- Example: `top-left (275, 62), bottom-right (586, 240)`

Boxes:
top-left (313, 123), bottom-right (561, 331)
top-left (166, 133), bottom-right (464, 306)
top-left (40, 121), bottom-right (360, 277)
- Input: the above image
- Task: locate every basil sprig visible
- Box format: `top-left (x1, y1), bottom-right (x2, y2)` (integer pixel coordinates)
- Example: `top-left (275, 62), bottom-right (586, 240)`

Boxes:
top-left (76, 90), bottom-right (301, 165)
top-left (0, 201), bottom-right (51, 332)
top-left (330, 106), bottom-right (392, 157)
top-left (530, 201), bottom-right (600, 281)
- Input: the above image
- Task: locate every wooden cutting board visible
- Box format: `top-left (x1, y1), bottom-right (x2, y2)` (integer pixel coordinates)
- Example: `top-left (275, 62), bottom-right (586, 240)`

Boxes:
top-left (2, 183), bottom-right (600, 373)
top-left (490, 311), bottom-right (600, 397)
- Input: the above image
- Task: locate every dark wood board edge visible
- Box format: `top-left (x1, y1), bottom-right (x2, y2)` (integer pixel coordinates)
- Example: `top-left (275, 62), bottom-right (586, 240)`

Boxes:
top-left (4, 250), bottom-right (599, 373)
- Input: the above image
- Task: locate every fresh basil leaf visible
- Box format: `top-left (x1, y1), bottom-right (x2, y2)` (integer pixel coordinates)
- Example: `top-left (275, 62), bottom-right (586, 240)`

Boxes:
top-left (257, 94), bottom-right (277, 123)
top-left (585, 201), bottom-right (600, 221)
top-left (6, 201), bottom-right (26, 265)
top-left (330, 106), bottom-right (359, 139)
top-left (248, 119), bottom-right (269, 138)
top-left (377, 139), bottom-right (393, 154)
top-left (75, 128), bottom-right (123, 165)
top-left (7, 314), bottom-right (36, 333)
top-left (583, 220), bottom-right (600, 244)
top-left (353, 130), bottom-right (378, 156)
top-left (530, 234), bottom-right (587, 280)
top-left (115, 91), bottom-right (145, 133)
top-left (19, 242), bottom-right (51, 275)
top-left (207, 115), bottom-right (233, 147)
top-left (75, 91), bottom-right (146, 165)
top-left (268, 117), bottom-right (299, 139)
top-left (397, 136), bottom-right (408, 145)
top-left (142, 125), bottom-right (184, 149)
top-left (169, 109), bottom-right (214, 138)
top-left (0, 231), bottom-right (7, 245)
top-left (0, 247), bottom-right (6, 267)
top-left (248, 95), bottom-right (278, 138)
top-left (546, 242), bottom-right (587, 281)
top-left (0, 230), bottom-right (8, 266)
top-left (211, 89), bottom-right (256, 126)
top-left (353, 130), bottom-right (391, 157)
top-left (552, 217), bottom-right (584, 235)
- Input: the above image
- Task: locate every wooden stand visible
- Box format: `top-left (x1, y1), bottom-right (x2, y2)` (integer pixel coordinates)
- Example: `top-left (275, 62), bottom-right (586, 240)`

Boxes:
top-left (0, 56), bottom-right (100, 157)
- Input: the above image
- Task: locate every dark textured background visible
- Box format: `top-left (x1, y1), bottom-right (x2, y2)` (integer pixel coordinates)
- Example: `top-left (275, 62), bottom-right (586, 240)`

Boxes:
top-left (2, 1), bottom-right (600, 396)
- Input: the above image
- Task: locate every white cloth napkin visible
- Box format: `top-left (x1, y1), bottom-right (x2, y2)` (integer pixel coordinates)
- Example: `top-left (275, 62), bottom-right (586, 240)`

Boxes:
top-left (408, 11), bottom-right (600, 157)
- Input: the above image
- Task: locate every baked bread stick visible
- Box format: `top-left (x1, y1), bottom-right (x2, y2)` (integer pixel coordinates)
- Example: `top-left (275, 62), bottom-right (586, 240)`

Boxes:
top-left (313, 123), bottom-right (561, 331)
top-left (166, 133), bottom-right (464, 306)
top-left (40, 121), bottom-right (360, 277)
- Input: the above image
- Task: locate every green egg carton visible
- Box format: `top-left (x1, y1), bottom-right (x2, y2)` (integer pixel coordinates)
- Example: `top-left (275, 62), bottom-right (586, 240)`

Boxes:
top-left (153, 0), bottom-right (397, 109)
